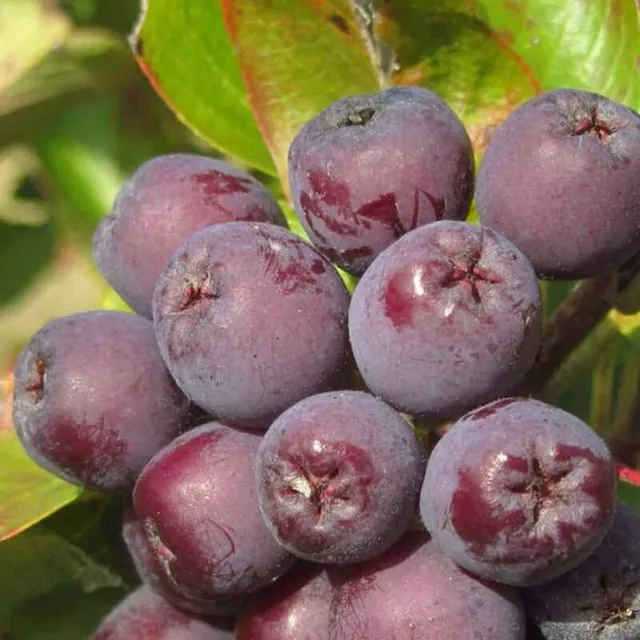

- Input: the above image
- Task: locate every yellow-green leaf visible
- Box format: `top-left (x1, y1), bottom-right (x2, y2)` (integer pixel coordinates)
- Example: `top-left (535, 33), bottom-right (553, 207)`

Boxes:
top-left (131, 0), bottom-right (275, 175)
top-left (473, 0), bottom-right (640, 109)
top-left (0, 0), bottom-right (71, 94)
top-left (0, 428), bottom-right (80, 542)
top-left (222, 0), bottom-right (380, 186)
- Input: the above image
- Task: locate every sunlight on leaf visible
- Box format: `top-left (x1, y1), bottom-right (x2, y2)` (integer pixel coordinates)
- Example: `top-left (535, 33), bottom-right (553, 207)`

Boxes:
top-left (0, 427), bottom-right (80, 542)
top-left (0, 0), bottom-right (71, 94)
top-left (370, 0), bottom-right (540, 154)
top-left (472, 0), bottom-right (640, 109)
top-left (223, 0), bottom-right (380, 186)
top-left (0, 527), bottom-right (126, 638)
top-left (131, 0), bottom-right (275, 175)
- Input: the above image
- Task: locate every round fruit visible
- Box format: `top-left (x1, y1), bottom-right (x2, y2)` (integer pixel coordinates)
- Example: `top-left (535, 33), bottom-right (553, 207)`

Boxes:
top-left (93, 153), bottom-right (285, 317)
top-left (152, 221), bottom-right (351, 428)
top-left (132, 422), bottom-right (296, 601)
top-left (256, 391), bottom-right (425, 564)
top-left (349, 221), bottom-right (542, 421)
top-left (12, 311), bottom-right (192, 493)
top-left (420, 398), bottom-right (617, 586)
top-left (91, 585), bottom-right (234, 639)
top-left (329, 531), bottom-right (525, 639)
top-left (288, 86), bottom-right (474, 275)
top-left (477, 89), bottom-right (640, 279)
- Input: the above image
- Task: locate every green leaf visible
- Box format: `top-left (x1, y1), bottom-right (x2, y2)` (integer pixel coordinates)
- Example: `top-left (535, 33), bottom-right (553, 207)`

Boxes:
top-left (43, 493), bottom-right (138, 588)
top-left (0, 527), bottom-right (126, 638)
top-left (618, 479), bottom-right (640, 511)
top-left (131, 0), bottom-right (275, 175)
top-left (371, 1), bottom-right (540, 152)
top-left (0, 147), bottom-right (55, 305)
top-left (5, 587), bottom-right (124, 640)
top-left (222, 0), bottom-right (380, 184)
top-left (100, 288), bottom-right (133, 313)
top-left (36, 96), bottom-right (127, 245)
top-left (610, 309), bottom-right (640, 351)
top-left (63, 0), bottom-right (141, 37)
top-left (0, 30), bottom-right (137, 148)
top-left (472, 0), bottom-right (640, 109)
top-left (0, 0), bottom-right (71, 94)
top-left (0, 219), bottom-right (55, 306)
top-left (0, 430), bottom-right (80, 542)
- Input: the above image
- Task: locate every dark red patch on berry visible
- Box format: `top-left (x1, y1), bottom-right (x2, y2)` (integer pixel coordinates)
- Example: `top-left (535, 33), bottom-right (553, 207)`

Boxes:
top-left (192, 170), bottom-right (252, 199)
top-left (300, 172), bottom-right (358, 238)
top-left (356, 193), bottom-right (402, 235)
top-left (554, 443), bottom-right (616, 511)
top-left (257, 230), bottom-right (323, 294)
top-left (382, 256), bottom-right (501, 328)
top-left (308, 171), bottom-right (351, 209)
top-left (449, 441), bottom-right (614, 567)
top-left (383, 264), bottom-right (424, 328)
top-left (322, 245), bottom-right (373, 266)
top-left (450, 466), bottom-right (528, 553)
top-left (310, 259), bottom-right (326, 274)
top-left (266, 438), bottom-right (377, 554)
top-left (34, 416), bottom-right (125, 484)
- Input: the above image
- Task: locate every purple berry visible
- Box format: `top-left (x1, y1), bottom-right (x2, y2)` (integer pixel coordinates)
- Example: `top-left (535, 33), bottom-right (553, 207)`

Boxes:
top-left (524, 503), bottom-right (640, 639)
top-left (329, 531), bottom-right (526, 639)
top-left (348, 221), bottom-right (542, 421)
top-left (12, 311), bottom-right (192, 493)
top-left (236, 563), bottom-right (332, 639)
top-left (420, 398), bottom-right (617, 586)
top-left (93, 154), bottom-right (285, 317)
top-left (477, 89), bottom-right (640, 279)
top-left (90, 585), bottom-right (234, 639)
top-left (152, 222), bottom-right (351, 428)
top-left (288, 86), bottom-right (475, 274)
top-left (256, 391), bottom-right (425, 564)
top-left (123, 507), bottom-right (243, 617)
top-left (132, 422), bottom-right (296, 601)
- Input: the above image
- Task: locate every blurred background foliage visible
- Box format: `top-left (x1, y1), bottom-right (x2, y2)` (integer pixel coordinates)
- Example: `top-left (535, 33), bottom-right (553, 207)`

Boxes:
top-left (0, 0), bottom-right (638, 636)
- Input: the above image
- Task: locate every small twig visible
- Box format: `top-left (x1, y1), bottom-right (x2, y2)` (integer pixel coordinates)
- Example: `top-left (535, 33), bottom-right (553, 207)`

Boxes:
top-left (519, 274), bottom-right (617, 395)
top-left (518, 254), bottom-right (640, 396)
top-left (541, 315), bottom-right (619, 404)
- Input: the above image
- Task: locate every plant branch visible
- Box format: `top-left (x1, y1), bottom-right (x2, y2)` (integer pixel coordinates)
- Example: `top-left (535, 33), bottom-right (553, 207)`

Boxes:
top-left (517, 254), bottom-right (640, 397)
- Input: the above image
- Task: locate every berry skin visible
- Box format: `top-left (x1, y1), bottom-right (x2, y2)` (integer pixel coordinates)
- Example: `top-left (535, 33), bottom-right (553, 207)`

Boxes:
top-left (329, 531), bottom-right (526, 639)
top-left (236, 563), bottom-right (332, 639)
top-left (12, 311), bottom-right (192, 493)
top-left (123, 507), bottom-right (244, 617)
top-left (477, 89), bottom-right (640, 279)
top-left (420, 398), bottom-right (617, 587)
top-left (90, 585), bottom-right (235, 639)
top-left (348, 221), bottom-right (542, 421)
top-left (524, 503), bottom-right (640, 640)
top-left (288, 86), bottom-right (475, 275)
top-left (93, 153), bottom-right (285, 317)
top-left (153, 221), bottom-right (351, 428)
top-left (256, 391), bottom-right (425, 564)
top-left (132, 422), bottom-right (296, 602)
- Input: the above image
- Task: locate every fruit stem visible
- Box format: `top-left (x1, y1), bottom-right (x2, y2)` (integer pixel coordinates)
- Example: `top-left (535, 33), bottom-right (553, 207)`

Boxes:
top-left (518, 257), bottom-right (639, 396)
top-left (541, 314), bottom-right (619, 404)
